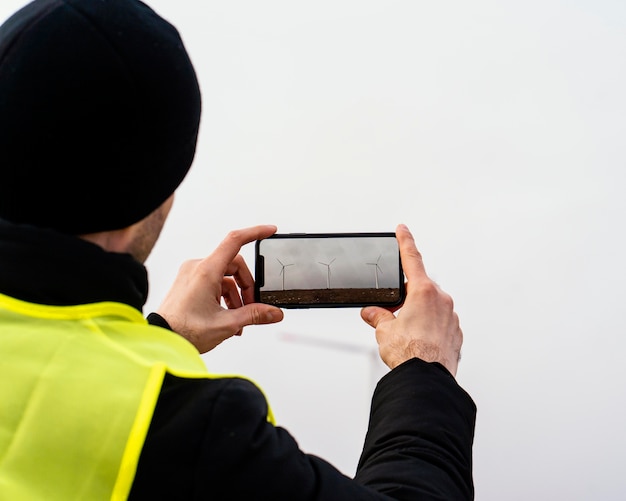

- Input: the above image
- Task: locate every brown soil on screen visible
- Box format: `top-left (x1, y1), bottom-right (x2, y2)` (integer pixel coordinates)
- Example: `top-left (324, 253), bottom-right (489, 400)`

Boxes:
top-left (259, 288), bottom-right (400, 305)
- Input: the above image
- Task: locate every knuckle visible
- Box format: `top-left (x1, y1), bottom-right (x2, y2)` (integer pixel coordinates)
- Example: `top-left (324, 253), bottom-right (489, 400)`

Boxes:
top-left (416, 280), bottom-right (439, 299)
top-left (178, 258), bottom-right (196, 272)
top-left (416, 280), bottom-right (455, 309)
top-left (441, 292), bottom-right (454, 309)
top-left (404, 246), bottom-right (421, 259)
top-left (250, 308), bottom-right (262, 325)
top-left (226, 229), bottom-right (242, 242)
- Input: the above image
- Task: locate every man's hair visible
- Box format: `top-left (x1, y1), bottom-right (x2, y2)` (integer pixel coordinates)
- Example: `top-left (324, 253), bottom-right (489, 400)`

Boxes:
top-left (0, 0), bottom-right (201, 234)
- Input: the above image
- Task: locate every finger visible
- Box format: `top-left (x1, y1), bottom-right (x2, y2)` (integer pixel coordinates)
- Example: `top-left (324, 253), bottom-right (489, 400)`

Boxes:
top-left (211, 225), bottom-right (277, 271)
top-left (225, 254), bottom-right (256, 305)
top-left (361, 306), bottom-right (395, 328)
top-left (396, 224), bottom-right (428, 283)
top-left (230, 304), bottom-right (284, 330)
top-left (222, 277), bottom-right (243, 309)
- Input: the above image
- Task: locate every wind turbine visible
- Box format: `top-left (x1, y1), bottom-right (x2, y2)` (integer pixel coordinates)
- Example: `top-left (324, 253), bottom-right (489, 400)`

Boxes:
top-left (276, 258), bottom-right (294, 291)
top-left (366, 255), bottom-right (382, 289)
top-left (318, 258), bottom-right (335, 289)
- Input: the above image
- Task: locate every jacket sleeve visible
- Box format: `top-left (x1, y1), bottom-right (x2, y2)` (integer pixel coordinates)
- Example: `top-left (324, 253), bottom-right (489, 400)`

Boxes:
top-left (130, 359), bottom-right (475, 500)
top-left (199, 377), bottom-right (394, 501)
top-left (201, 359), bottom-right (475, 501)
top-left (355, 358), bottom-right (476, 500)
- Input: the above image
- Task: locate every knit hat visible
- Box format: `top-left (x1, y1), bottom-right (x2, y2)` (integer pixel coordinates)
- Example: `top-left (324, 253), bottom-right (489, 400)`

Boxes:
top-left (0, 0), bottom-right (201, 234)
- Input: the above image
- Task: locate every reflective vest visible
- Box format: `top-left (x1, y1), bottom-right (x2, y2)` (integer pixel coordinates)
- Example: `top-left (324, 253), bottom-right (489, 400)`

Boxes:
top-left (0, 293), bottom-right (269, 500)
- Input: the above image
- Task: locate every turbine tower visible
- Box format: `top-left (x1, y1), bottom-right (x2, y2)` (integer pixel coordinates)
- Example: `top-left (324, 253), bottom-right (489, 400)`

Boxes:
top-left (366, 255), bottom-right (382, 289)
top-left (318, 258), bottom-right (335, 289)
top-left (277, 258), bottom-right (294, 291)
top-left (279, 332), bottom-right (388, 396)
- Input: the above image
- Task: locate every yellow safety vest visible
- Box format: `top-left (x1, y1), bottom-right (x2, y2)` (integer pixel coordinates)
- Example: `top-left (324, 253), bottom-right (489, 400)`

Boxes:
top-left (0, 293), bottom-right (272, 500)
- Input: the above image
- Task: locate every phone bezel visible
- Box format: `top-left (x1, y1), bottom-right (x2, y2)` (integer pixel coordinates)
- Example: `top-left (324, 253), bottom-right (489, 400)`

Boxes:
top-left (254, 232), bottom-right (405, 308)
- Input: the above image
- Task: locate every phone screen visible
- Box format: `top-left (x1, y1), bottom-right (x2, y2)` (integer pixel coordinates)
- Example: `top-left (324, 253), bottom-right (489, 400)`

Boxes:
top-left (254, 233), bottom-right (405, 308)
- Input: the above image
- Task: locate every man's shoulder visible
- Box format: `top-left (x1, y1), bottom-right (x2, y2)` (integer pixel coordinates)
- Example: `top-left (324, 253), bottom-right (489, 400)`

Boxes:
top-left (130, 372), bottom-right (272, 499)
top-left (155, 372), bottom-right (268, 425)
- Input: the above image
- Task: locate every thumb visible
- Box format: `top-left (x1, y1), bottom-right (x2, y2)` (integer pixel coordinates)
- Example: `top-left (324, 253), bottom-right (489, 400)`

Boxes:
top-left (361, 306), bottom-right (395, 328)
top-left (238, 304), bottom-right (284, 328)
top-left (218, 305), bottom-right (283, 341)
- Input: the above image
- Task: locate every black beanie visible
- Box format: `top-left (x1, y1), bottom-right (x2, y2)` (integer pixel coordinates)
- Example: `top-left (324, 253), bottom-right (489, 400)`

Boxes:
top-left (0, 0), bottom-right (201, 234)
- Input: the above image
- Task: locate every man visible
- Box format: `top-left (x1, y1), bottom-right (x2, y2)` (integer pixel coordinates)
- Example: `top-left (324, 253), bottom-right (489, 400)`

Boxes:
top-left (0, 0), bottom-right (476, 499)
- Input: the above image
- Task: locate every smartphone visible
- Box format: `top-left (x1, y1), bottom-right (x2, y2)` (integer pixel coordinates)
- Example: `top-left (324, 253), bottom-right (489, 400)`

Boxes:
top-left (254, 233), bottom-right (405, 308)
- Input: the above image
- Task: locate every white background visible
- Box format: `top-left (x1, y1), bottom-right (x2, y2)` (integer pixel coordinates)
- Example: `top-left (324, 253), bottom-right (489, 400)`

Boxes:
top-left (3, 1), bottom-right (625, 499)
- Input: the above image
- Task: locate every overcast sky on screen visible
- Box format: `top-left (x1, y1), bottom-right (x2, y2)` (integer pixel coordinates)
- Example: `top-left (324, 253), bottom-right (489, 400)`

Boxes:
top-left (258, 235), bottom-right (400, 290)
top-left (3, 1), bottom-right (626, 500)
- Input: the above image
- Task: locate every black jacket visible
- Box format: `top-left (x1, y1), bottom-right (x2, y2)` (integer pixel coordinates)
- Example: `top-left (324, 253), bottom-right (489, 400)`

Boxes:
top-left (0, 220), bottom-right (476, 500)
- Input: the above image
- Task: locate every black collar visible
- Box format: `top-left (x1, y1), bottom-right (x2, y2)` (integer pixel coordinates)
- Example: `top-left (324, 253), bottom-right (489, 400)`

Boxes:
top-left (0, 219), bottom-right (149, 311)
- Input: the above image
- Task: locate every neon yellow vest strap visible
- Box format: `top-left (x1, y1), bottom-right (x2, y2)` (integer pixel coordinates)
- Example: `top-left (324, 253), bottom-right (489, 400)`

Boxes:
top-left (0, 293), bottom-right (271, 500)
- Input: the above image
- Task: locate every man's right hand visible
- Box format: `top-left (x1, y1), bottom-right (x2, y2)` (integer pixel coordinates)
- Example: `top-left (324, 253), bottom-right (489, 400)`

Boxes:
top-left (361, 224), bottom-right (463, 376)
top-left (156, 225), bottom-right (284, 353)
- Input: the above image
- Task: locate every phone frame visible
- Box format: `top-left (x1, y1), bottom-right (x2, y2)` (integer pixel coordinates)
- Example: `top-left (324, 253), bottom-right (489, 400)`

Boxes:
top-left (254, 232), bottom-right (405, 308)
